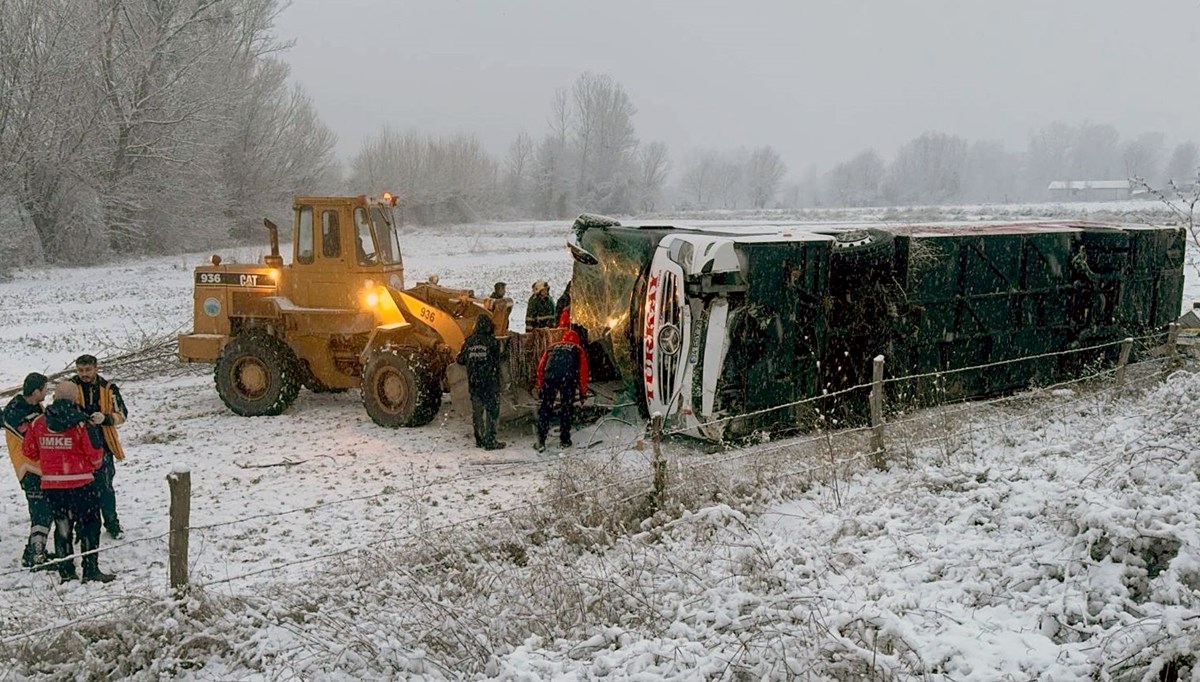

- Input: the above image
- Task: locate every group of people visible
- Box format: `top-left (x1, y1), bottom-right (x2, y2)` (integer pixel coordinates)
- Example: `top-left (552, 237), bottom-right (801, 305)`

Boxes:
top-left (456, 280), bottom-right (588, 453)
top-left (2, 355), bottom-right (126, 583)
top-left (524, 279), bottom-right (571, 331)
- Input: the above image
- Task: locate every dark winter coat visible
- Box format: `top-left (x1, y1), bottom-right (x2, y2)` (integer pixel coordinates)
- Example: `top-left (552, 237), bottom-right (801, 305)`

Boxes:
top-left (3, 394), bottom-right (44, 481)
top-left (525, 293), bottom-right (556, 329)
top-left (71, 375), bottom-right (127, 460)
top-left (554, 290), bottom-right (571, 323)
top-left (456, 315), bottom-right (502, 397)
top-left (536, 329), bottom-right (590, 395)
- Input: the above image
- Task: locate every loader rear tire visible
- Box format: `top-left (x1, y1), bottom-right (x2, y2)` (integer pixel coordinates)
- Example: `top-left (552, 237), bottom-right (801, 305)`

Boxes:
top-left (215, 334), bottom-right (301, 417)
top-left (362, 348), bottom-right (440, 427)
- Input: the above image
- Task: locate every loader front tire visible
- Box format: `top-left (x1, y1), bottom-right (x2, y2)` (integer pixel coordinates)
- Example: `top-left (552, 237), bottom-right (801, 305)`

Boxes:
top-left (362, 348), bottom-right (440, 427)
top-left (215, 334), bottom-right (301, 417)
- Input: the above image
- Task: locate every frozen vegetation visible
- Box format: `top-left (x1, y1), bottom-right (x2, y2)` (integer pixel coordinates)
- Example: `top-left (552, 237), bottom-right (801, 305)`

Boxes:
top-left (0, 205), bottom-right (1198, 680)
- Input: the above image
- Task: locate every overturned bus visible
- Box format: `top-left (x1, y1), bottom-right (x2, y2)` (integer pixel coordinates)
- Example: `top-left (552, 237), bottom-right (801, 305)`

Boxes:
top-left (567, 216), bottom-right (1186, 441)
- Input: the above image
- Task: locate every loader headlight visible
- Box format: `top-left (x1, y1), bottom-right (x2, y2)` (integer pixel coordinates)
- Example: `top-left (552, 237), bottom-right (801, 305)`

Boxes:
top-left (365, 291), bottom-right (380, 308)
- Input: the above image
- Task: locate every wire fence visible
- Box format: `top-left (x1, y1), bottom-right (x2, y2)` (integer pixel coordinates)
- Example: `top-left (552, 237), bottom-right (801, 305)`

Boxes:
top-left (188, 353), bottom-right (1178, 592)
top-left (0, 332), bottom-right (1191, 648)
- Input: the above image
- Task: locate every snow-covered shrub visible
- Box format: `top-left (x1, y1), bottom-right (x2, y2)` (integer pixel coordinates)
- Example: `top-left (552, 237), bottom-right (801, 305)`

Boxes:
top-left (0, 194), bottom-right (43, 279)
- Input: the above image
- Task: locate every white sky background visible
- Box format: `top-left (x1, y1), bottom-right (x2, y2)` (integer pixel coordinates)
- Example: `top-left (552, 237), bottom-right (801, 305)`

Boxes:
top-left (274, 0), bottom-right (1200, 175)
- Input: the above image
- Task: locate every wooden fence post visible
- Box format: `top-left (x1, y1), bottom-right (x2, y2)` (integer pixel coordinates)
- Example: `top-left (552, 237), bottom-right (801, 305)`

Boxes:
top-left (1166, 323), bottom-right (1181, 371)
top-left (650, 413), bottom-right (666, 512)
top-left (168, 469), bottom-right (191, 593)
top-left (1116, 338), bottom-right (1133, 385)
top-left (869, 355), bottom-right (886, 470)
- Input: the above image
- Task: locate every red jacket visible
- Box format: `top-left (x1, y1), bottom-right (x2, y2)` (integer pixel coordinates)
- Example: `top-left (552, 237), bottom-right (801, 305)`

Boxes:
top-left (23, 406), bottom-right (103, 490)
top-left (536, 329), bottom-right (590, 396)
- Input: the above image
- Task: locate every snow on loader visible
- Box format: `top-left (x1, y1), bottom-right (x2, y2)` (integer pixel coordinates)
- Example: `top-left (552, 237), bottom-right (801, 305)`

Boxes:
top-left (177, 194), bottom-right (557, 427)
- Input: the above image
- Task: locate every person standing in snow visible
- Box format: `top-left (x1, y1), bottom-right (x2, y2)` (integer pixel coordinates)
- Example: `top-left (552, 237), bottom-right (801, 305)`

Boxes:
top-left (3, 373), bottom-right (52, 570)
top-left (71, 354), bottom-right (127, 539)
top-left (525, 281), bottom-right (556, 330)
top-left (456, 314), bottom-right (506, 450)
top-left (554, 281), bottom-right (571, 327)
top-left (24, 381), bottom-right (116, 583)
top-left (534, 328), bottom-right (589, 452)
top-left (483, 282), bottom-right (512, 336)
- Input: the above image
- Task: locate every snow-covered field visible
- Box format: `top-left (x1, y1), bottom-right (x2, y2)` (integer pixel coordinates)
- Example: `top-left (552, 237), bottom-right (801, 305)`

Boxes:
top-left (1, 204), bottom-right (1199, 680)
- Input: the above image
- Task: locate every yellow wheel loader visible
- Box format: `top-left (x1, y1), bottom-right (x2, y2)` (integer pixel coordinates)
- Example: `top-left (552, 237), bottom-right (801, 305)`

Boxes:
top-left (178, 194), bottom-right (556, 427)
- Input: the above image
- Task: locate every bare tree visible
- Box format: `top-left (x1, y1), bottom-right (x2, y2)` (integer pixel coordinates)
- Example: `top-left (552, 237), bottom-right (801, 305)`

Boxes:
top-left (532, 133), bottom-right (571, 219)
top-left (1122, 132), bottom-right (1165, 183)
top-left (223, 58), bottom-right (337, 240)
top-left (1164, 142), bottom-right (1199, 185)
top-left (680, 149), bottom-right (720, 208)
top-left (1026, 121), bottom-right (1077, 198)
top-left (824, 150), bottom-right (884, 207)
top-left (961, 140), bottom-right (1019, 203)
top-left (885, 132), bottom-right (968, 204)
top-left (570, 72), bottom-right (638, 213)
top-left (1069, 123), bottom-right (1122, 180)
top-left (349, 128), bottom-right (499, 222)
top-left (636, 141), bottom-right (671, 212)
top-left (713, 155), bottom-right (745, 209)
top-left (504, 131), bottom-right (534, 214)
top-left (745, 146), bottom-right (787, 208)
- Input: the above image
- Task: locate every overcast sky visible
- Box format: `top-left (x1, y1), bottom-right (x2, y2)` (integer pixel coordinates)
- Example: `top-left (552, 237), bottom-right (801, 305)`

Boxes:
top-left (274, 0), bottom-right (1200, 177)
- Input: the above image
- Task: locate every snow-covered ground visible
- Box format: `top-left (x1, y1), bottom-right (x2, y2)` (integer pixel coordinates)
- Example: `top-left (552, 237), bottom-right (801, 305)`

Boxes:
top-left (1, 204), bottom-right (1199, 680)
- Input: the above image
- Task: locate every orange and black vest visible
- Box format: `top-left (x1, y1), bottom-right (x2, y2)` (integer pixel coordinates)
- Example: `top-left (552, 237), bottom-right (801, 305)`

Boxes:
top-left (70, 376), bottom-right (127, 460)
top-left (3, 394), bottom-right (44, 481)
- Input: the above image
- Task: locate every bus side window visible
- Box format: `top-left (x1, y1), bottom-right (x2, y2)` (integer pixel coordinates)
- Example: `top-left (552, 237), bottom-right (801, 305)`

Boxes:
top-left (297, 207), bottom-right (314, 264)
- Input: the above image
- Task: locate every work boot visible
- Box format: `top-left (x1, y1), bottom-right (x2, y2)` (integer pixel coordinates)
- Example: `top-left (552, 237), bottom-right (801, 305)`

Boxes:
top-left (106, 524), bottom-right (122, 540)
top-left (30, 551), bottom-right (53, 573)
top-left (484, 441), bottom-right (506, 451)
top-left (534, 439), bottom-right (545, 453)
top-left (82, 569), bottom-right (117, 583)
top-left (560, 438), bottom-right (573, 448)
top-left (20, 545), bottom-right (35, 568)
top-left (59, 565), bottom-right (78, 583)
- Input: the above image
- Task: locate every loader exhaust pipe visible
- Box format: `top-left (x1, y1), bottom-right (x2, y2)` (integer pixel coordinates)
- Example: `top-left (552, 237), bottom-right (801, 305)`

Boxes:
top-left (263, 218), bottom-right (284, 268)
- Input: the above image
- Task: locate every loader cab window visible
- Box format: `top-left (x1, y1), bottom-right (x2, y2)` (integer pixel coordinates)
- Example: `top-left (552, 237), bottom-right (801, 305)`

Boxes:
top-left (369, 206), bottom-right (403, 266)
top-left (354, 207), bottom-right (376, 265)
top-left (297, 206), bottom-right (314, 264)
top-left (321, 210), bottom-right (340, 258)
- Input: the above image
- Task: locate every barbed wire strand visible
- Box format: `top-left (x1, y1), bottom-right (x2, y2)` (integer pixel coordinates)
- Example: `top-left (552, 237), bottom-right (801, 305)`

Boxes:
top-left (665, 332), bottom-right (1170, 437)
top-left (1, 356), bottom-right (1188, 646)
top-left (0, 354), bottom-right (1176, 586)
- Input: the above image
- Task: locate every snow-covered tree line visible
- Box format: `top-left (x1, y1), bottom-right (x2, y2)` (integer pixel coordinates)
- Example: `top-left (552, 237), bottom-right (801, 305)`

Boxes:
top-left (349, 72), bottom-right (686, 220)
top-left (768, 123), bottom-right (1200, 209)
top-left (675, 146), bottom-right (788, 210)
top-left (0, 0), bottom-right (337, 266)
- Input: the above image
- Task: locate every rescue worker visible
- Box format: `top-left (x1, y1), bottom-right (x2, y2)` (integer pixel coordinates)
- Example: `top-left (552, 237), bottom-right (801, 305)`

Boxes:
top-left (2, 373), bottom-right (51, 570)
top-left (555, 281), bottom-right (572, 327)
top-left (70, 355), bottom-right (127, 539)
top-left (483, 282), bottom-right (508, 311)
top-left (455, 315), bottom-right (506, 450)
top-left (24, 381), bottom-right (115, 583)
top-left (525, 280), bottom-right (556, 330)
top-left (483, 282), bottom-right (512, 336)
top-left (534, 328), bottom-right (590, 452)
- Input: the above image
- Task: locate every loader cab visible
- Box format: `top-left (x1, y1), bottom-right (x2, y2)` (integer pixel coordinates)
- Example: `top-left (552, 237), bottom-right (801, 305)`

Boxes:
top-left (288, 195), bottom-right (405, 309)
